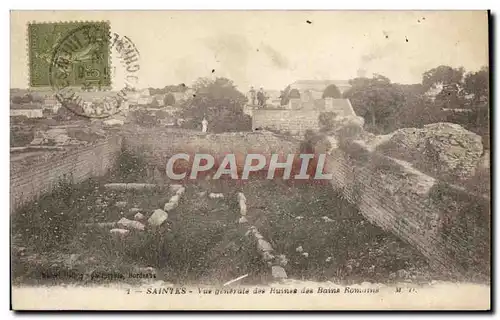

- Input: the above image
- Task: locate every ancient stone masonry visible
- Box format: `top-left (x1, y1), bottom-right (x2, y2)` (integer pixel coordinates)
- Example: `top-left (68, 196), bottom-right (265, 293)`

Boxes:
top-left (12, 125), bottom-right (490, 280)
top-left (11, 135), bottom-right (122, 213)
top-left (80, 183), bottom-right (187, 234)
top-left (323, 120), bottom-right (490, 279)
top-left (252, 109), bottom-right (320, 136)
top-left (375, 123), bottom-right (484, 183)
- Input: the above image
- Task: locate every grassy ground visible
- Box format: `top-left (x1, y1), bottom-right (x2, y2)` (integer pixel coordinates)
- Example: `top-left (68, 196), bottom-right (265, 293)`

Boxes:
top-left (238, 179), bottom-right (441, 285)
top-left (12, 149), bottom-right (444, 286)
top-left (11, 176), bottom-right (268, 286)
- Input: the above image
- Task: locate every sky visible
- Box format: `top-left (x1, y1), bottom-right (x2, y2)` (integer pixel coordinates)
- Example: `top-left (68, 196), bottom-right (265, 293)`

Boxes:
top-left (10, 10), bottom-right (489, 91)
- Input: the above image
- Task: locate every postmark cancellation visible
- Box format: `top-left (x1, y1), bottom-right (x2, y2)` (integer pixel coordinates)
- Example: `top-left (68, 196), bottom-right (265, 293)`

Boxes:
top-left (28, 21), bottom-right (111, 90)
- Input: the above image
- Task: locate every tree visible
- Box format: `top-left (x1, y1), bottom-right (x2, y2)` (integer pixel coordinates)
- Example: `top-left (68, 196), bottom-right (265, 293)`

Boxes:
top-left (322, 84), bottom-right (342, 99)
top-left (164, 93), bottom-right (176, 106)
top-left (422, 65), bottom-right (465, 108)
top-left (178, 77), bottom-right (251, 133)
top-left (11, 96), bottom-right (23, 104)
top-left (289, 89), bottom-right (301, 99)
top-left (149, 84), bottom-right (188, 95)
top-left (464, 66), bottom-right (488, 106)
top-left (130, 109), bottom-right (158, 127)
top-left (389, 87), bottom-right (442, 129)
top-left (150, 98), bottom-right (159, 107)
top-left (463, 66), bottom-right (489, 127)
top-left (343, 74), bottom-right (405, 133)
top-left (422, 65), bottom-right (465, 91)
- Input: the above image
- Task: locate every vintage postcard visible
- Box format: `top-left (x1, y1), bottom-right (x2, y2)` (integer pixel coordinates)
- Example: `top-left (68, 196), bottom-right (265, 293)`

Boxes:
top-left (10, 10), bottom-right (490, 310)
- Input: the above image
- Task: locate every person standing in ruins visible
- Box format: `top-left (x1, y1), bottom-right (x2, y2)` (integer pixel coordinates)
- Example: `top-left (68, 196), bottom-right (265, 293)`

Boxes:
top-left (248, 86), bottom-right (256, 105)
top-left (257, 87), bottom-right (266, 107)
top-left (201, 117), bottom-right (208, 133)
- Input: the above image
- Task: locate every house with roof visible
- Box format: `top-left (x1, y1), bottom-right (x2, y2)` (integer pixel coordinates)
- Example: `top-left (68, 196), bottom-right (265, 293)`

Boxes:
top-left (152, 94), bottom-right (166, 106)
top-left (289, 80), bottom-right (351, 99)
top-left (10, 103), bottom-right (44, 118)
top-left (43, 97), bottom-right (62, 113)
top-left (251, 80), bottom-right (357, 136)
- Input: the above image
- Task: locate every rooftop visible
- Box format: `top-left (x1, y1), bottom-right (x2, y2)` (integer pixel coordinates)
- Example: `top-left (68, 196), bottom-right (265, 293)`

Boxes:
top-left (290, 80), bottom-right (351, 92)
top-left (11, 103), bottom-right (43, 110)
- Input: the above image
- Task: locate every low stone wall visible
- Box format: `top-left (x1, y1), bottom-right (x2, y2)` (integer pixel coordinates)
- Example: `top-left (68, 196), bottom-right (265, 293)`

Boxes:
top-left (122, 127), bottom-right (300, 168)
top-left (10, 135), bottom-right (122, 213)
top-left (252, 109), bottom-right (320, 135)
top-left (327, 141), bottom-right (490, 279)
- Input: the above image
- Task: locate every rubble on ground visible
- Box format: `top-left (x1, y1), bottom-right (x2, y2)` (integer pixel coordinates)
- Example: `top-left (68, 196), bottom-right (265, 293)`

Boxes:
top-left (376, 122), bottom-right (484, 181)
top-left (148, 209), bottom-right (168, 226)
top-left (271, 266), bottom-right (288, 280)
top-left (115, 201), bottom-right (127, 208)
top-left (117, 217), bottom-right (145, 231)
top-left (134, 212), bottom-right (145, 221)
top-left (30, 126), bottom-right (106, 146)
top-left (104, 183), bottom-right (158, 190)
top-left (110, 228), bottom-right (130, 235)
top-left (209, 193), bottom-right (224, 199)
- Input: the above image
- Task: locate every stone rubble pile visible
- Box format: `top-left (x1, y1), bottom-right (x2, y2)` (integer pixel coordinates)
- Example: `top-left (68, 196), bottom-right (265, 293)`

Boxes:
top-left (247, 226), bottom-right (288, 280)
top-left (237, 192), bottom-right (248, 224)
top-left (148, 209), bottom-right (168, 227)
top-left (376, 122), bottom-right (484, 181)
top-left (209, 193), bottom-right (224, 199)
top-left (236, 191), bottom-right (288, 281)
top-left (104, 183), bottom-right (159, 191)
top-left (84, 184), bottom-right (188, 234)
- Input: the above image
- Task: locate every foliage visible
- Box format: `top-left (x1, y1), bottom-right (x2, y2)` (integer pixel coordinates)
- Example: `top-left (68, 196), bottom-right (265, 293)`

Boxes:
top-left (164, 93), bottom-right (176, 106)
top-left (150, 98), bottom-right (159, 107)
top-left (422, 65), bottom-right (466, 109)
top-left (112, 148), bottom-right (149, 182)
top-left (129, 109), bottom-right (158, 127)
top-left (422, 65), bottom-right (465, 92)
top-left (177, 77), bottom-right (251, 133)
top-left (343, 74), bottom-right (405, 133)
top-left (11, 93), bottom-right (44, 104)
top-left (10, 126), bottom-right (34, 147)
top-left (148, 84), bottom-right (188, 95)
top-left (289, 88), bottom-right (301, 99)
top-left (318, 111), bottom-right (338, 132)
top-left (463, 66), bottom-right (488, 104)
top-left (322, 84), bottom-right (342, 99)
top-left (300, 129), bottom-right (331, 154)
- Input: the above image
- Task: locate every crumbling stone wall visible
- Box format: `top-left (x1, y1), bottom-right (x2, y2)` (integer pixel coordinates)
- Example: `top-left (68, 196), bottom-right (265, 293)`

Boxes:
top-left (252, 109), bottom-right (320, 135)
top-left (10, 135), bottom-right (122, 213)
top-left (10, 123), bottom-right (489, 279)
top-left (122, 127), bottom-right (300, 169)
top-left (324, 118), bottom-right (490, 280)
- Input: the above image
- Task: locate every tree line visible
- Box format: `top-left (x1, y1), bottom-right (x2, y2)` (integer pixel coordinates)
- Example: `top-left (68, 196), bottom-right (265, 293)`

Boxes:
top-left (130, 64), bottom-right (490, 147)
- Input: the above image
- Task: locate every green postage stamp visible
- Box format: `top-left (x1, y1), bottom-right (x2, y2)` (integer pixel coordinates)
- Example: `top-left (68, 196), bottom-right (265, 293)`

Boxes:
top-left (28, 21), bottom-right (111, 90)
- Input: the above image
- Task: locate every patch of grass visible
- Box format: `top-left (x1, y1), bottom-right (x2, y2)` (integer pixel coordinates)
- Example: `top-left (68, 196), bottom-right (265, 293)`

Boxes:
top-left (239, 179), bottom-right (438, 284)
top-left (109, 147), bottom-right (150, 183)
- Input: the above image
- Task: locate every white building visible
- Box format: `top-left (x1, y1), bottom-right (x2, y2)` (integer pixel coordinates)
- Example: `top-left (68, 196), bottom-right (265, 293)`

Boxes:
top-left (10, 103), bottom-right (43, 118)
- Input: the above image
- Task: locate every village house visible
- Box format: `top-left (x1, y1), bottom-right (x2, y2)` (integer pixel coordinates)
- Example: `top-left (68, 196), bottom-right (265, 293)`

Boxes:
top-left (138, 96), bottom-right (154, 105)
top-left (10, 103), bottom-right (44, 118)
top-left (250, 79), bottom-right (357, 135)
top-left (153, 94), bottom-right (166, 106)
top-left (289, 80), bottom-right (351, 99)
top-left (43, 97), bottom-right (62, 114)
